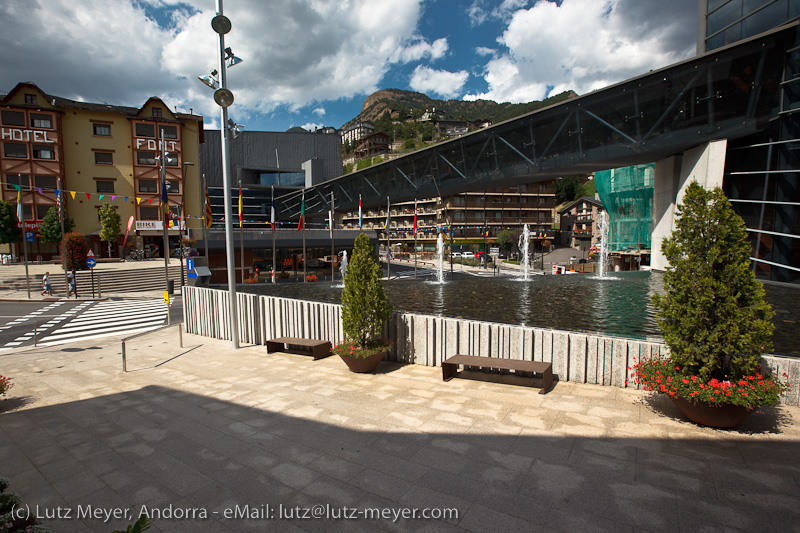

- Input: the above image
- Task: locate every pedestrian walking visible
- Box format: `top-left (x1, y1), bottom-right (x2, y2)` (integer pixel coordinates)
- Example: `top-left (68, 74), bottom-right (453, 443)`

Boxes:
top-left (41, 272), bottom-right (52, 296)
top-left (68, 271), bottom-right (77, 298)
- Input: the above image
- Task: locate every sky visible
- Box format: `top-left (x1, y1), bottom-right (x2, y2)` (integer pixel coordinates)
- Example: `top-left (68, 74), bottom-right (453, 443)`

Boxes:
top-left (0, 0), bottom-right (698, 133)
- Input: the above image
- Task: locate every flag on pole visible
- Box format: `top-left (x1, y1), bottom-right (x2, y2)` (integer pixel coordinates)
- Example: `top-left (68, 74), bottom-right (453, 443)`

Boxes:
top-left (205, 185), bottom-right (213, 229)
top-left (384, 196), bottom-right (391, 230)
top-left (16, 190), bottom-right (23, 224)
top-left (297, 191), bottom-right (305, 230)
top-left (56, 190), bottom-right (62, 220)
top-left (358, 194), bottom-right (362, 229)
top-left (270, 186), bottom-right (276, 231)
top-left (238, 185), bottom-right (243, 228)
top-left (413, 200), bottom-right (418, 235)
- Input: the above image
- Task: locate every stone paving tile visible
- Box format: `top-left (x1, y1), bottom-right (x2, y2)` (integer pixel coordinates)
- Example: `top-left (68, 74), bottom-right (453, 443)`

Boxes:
top-left (2, 330), bottom-right (800, 532)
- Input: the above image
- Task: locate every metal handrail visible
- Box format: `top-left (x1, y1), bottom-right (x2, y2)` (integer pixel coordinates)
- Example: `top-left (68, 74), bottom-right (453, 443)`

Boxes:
top-left (121, 321), bottom-right (183, 372)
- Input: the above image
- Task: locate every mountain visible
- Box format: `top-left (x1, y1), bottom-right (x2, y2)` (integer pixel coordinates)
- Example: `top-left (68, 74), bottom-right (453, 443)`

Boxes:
top-left (342, 88), bottom-right (578, 129)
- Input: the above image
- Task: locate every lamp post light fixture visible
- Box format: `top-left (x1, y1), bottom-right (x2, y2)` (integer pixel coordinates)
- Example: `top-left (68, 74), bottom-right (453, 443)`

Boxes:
top-left (157, 127), bottom-right (173, 325)
top-left (198, 0), bottom-right (241, 349)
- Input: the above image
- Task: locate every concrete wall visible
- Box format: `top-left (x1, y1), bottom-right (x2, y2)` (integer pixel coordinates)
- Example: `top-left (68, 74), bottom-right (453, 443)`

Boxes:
top-left (651, 140), bottom-right (728, 270)
top-left (181, 286), bottom-right (799, 406)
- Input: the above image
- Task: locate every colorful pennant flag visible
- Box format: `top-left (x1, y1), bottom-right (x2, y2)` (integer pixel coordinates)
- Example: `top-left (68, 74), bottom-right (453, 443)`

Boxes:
top-left (384, 196), bottom-right (391, 230)
top-left (358, 194), bottom-right (362, 229)
top-left (297, 191), bottom-right (305, 231)
top-left (270, 186), bottom-right (275, 231)
top-left (413, 200), bottom-right (417, 236)
top-left (238, 185), bottom-right (243, 228)
top-left (205, 185), bottom-right (213, 229)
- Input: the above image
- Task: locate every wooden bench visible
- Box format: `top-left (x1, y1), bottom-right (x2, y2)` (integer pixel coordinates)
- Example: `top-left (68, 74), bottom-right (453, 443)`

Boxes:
top-left (266, 337), bottom-right (332, 360)
top-left (441, 355), bottom-right (553, 394)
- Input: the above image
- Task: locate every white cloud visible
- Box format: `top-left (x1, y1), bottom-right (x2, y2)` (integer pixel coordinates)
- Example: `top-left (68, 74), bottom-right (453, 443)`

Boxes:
top-left (395, 37), bottom-right (449, 63)
top-left (312, 107), bottom-right (326, 117)
top-left (300, 122), bottom-right (324, 132)
top-left (475, 46), bottom-right (497, 57)
top-left (464, 0), bottom-right (696, 103)
top-left (409, 66), bottom-right (469, 99)
top-left (0, 0), bottom-right (443, 126)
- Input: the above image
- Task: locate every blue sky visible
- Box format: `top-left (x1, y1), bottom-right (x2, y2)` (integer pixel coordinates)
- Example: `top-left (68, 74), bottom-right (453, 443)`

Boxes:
top-left (0, 0), bottom-right (697, 133)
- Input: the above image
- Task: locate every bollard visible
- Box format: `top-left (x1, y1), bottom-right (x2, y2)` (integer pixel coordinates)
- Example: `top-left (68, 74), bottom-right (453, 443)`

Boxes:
top-left (122, 340), bottom-right (127, 372)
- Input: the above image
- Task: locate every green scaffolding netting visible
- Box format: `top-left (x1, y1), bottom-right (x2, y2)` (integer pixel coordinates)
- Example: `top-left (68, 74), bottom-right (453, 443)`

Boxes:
top-left (594, 163), bottom-right (654, 251)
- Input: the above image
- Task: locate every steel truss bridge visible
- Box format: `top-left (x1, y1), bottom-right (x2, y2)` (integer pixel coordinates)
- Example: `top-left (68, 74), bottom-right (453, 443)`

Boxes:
top-left (275, 23), bottom-right (797, 218)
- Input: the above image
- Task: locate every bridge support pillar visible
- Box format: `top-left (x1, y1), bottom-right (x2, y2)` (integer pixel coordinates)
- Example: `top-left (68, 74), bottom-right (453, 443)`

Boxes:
top-left (651, 139), bottom-right (728, 271)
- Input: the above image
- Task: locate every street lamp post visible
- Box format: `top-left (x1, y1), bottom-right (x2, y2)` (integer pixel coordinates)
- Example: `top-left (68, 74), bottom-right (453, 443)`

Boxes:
top-left (159, 127), bottom-right (172, 325)
top-left (210, 0), bottom-right (239, 348)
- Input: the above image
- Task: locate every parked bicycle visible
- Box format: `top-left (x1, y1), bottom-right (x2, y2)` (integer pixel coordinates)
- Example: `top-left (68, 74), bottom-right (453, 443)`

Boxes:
top-left (126, 249), bottom-right (145, 261)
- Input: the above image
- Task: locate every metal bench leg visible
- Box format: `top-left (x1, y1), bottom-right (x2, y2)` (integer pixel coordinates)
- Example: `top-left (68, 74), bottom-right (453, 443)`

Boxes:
top-left (266, 342), bottom-right (280, 354)
top-left (442, 362), bottom-right (457, 382)
top-left (539, 366), bottom-right (553, 394)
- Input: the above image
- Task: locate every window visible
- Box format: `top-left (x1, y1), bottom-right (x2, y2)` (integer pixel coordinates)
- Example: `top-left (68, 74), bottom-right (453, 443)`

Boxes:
top-left (35, 175), bottom-right (57, 190)
top-left (3, 143), bottom-right (27, 158)
top-left (139, 206), bottom-right (159, 220)
top-left (1, 110), bottom-right (25, 126)
top-left (160, 125), bottom-right (177, 139)
top-left (152, 107), bottom-right (162, 117)
top-left (32, 145), bottom-right (54, 159)
top-left (135, 123), bottom-right (155, 137)
top-left (94, 152), bottom-right (113, 165)
top-left (21, 205), bottom-right (32, 220)
top-left (95, 180), bottom-right (115, 193)
top-left (36, 205), bottom-right (52, 219)
top-left (137, 151), bottom-right (156, 165)
top-left (138, 180), bottom-right (158, 193)
top-left (6, 174), bottom-right (30, 189)
top-left (165, 180), bottom-right (180, 193)
top-left (30, 113), bottom-right (52, 129)
top-left (93, 123), bottom-right (111, 136)
top-left (24, 94), bottom-right (37, 105)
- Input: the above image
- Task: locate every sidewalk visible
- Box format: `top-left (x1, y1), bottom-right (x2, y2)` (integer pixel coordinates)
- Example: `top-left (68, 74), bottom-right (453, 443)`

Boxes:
top-left (1, 329), bottom-right (799, 532)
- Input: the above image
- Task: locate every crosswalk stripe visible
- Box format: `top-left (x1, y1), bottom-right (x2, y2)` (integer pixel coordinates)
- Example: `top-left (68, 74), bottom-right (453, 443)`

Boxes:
top-left (35, 299), bottom-right (167, 345)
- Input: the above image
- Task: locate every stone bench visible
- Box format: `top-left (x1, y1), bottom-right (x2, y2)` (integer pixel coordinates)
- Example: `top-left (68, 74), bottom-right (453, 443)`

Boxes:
top-left (266, 337), bottom-right (332, 360)
top-left (442, 354), bottom-right (553, 394)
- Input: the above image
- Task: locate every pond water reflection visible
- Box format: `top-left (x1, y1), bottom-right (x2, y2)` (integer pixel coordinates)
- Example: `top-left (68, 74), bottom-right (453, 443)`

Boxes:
top-left (240, 271), bottom-right (799, 356)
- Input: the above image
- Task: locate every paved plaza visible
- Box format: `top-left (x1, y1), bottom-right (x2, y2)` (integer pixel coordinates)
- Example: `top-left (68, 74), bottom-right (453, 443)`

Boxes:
top-left (1, 328), bottom-right (799, 532)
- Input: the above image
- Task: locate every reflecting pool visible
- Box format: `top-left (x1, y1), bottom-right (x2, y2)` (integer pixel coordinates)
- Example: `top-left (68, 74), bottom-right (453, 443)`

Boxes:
top-left (239, 271), bottom-right (799, 356)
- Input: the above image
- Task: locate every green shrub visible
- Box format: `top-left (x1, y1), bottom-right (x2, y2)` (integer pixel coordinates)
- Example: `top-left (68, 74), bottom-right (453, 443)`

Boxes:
top-left (340, 234), bottom-right (393, 354)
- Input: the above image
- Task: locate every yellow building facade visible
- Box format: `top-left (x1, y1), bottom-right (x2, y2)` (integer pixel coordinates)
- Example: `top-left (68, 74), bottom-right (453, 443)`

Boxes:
top-left (1, 82), bottom-right (203, 258)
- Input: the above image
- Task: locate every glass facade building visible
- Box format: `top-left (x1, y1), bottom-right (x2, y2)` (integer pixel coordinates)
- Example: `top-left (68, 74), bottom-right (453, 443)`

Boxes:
top-left (701, 0), bottom-right (800, 282)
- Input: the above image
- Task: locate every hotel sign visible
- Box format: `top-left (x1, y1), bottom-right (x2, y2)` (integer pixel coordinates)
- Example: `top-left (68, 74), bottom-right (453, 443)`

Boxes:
top-left (135, 138), bottom-right (178, 152)
top-left (1, 128), bottom-right (55, 143)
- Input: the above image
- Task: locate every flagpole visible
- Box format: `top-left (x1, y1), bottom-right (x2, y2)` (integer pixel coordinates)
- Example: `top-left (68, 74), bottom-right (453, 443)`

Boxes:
top-left (330, 191), bottom-right (335, 284)
top-left (159, 127), bottom-right (171, 324)
top-left (301, 190), bottom-right (307, 282)
top-left (385, 196), bottom-right (390, 281)
top-left (58, 178), bottom-right (68, 296)
top-left (201, 173), bottom-right (210, 259)
top-left (17, 187), bottom-right (30, 299)
top-left (239, 180), bottom-right (244, 283)
top-left (271, 186), bottom-right (276, 284)
top-left (413, 199), bottom-right (417, 279)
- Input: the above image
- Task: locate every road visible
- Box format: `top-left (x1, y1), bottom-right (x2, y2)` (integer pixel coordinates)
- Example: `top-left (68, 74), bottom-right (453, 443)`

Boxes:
top-left (0, 297), bottom-right (183, 350)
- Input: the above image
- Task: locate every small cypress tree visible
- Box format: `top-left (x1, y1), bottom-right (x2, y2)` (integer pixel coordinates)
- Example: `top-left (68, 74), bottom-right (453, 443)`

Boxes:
top-left (652, 181), bottom-right (774, 381)
top-left (61, 232), bottom-right (90, 271)
top-left (341, 233), bottom-right (393, 350)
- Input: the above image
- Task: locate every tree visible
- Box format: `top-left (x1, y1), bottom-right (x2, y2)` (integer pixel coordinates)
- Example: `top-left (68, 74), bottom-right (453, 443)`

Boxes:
top-left (555, 175), bottom-right (584, 204)
top-left (652, 181), bottom-right (774, 381)
top-left (61, 232), bottom-right (90, 271)
top-left (0, 201), bottom-right (21, 245)
top-left (98, 203), bottom-right (121, 257)
top-left (495, 229), bottom-right (519, 252)
top-left (341, 233), bottom-right (393, 349)
top-left (38, 206), bottom-right (75, 244)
